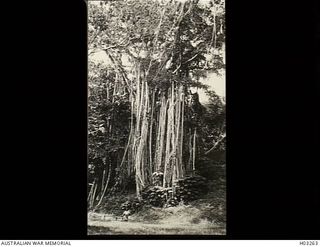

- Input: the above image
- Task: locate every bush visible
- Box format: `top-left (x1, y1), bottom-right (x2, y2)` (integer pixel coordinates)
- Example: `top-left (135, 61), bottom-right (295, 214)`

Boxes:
top-left (141, 186), bottom-right (170, 207)
top-left (141, 175), bottom-right (209, 208)
top-left (120, 197), bottom-right (143, 213)
top-left (174, 175), bottom-right (208, 202)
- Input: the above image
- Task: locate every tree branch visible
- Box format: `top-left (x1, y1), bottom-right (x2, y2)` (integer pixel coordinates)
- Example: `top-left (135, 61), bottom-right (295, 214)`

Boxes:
top-left (183, 53), bottom-right (200, 64)
top-left (205, 133), bottom-right (226, 155)
top-left (104, 50), bottom-right (133, 94)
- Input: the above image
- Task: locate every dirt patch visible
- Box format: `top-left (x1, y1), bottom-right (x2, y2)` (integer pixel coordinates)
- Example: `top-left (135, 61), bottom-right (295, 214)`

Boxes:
top-left (88, 220), bottom-right (225, 235)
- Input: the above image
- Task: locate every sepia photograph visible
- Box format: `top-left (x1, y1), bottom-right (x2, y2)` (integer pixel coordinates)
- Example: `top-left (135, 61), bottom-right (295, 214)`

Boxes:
top-left (87, 0), bottom-right (226, 235)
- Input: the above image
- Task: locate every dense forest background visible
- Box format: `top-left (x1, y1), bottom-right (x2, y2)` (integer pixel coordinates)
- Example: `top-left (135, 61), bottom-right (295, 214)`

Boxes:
top-left (87, 0), bottom-right (226, 231)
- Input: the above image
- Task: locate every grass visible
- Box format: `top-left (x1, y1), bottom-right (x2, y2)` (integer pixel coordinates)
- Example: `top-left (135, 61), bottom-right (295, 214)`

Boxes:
top-left (88, 218), bottom-right (225, 235)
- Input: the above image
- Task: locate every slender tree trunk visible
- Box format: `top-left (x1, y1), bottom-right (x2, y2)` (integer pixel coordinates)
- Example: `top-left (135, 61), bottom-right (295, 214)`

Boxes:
top-left (192, 128), bottom-right (197, 172)
top-left (149, 90), bottom-right (155, 175)
top-left (95, 161), bottom-right (112, 209)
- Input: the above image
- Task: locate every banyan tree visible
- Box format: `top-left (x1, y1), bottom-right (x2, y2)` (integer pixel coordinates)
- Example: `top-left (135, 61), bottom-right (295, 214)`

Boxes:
top-left (87, 0), bottom-right (225, 208)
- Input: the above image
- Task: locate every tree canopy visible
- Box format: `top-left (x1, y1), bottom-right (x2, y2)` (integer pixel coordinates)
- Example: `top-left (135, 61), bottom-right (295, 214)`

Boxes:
top-left (88, 0), bottom-right (225, 210)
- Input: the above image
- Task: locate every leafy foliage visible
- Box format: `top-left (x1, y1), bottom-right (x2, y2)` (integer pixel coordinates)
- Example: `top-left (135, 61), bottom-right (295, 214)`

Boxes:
top-left (88, 0), bottom-right (225, 207)
top-left (88, 62), bottom-right (131, 184)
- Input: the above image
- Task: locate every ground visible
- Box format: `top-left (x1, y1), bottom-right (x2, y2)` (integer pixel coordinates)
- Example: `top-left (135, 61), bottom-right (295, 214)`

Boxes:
top-left (88, 164), bottom-right (226, 235)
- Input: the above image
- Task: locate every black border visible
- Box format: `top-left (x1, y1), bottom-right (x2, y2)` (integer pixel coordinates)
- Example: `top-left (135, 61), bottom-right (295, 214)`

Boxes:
top-left (1, 0), bottom-right (319, 240)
